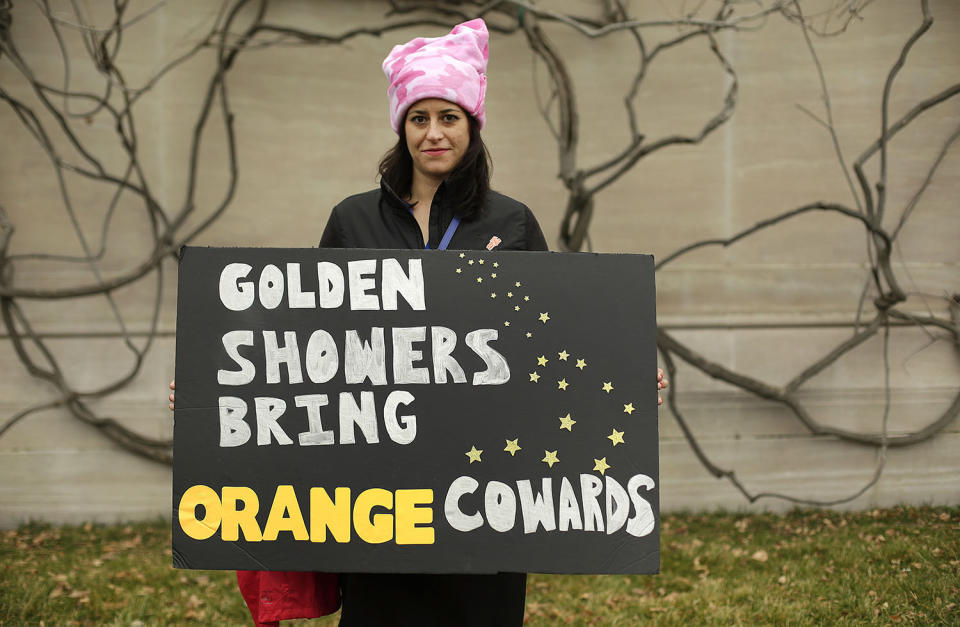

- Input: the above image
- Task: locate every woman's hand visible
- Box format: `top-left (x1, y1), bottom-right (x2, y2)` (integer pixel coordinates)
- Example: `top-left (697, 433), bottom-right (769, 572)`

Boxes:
top-left (657, 368), bottom-right (669, 406)
top-left (168, 380), bottom-right (176, 411)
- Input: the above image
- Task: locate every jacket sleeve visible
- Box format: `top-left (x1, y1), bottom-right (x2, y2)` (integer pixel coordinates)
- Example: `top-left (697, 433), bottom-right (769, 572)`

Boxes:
top-left (523, 206), bottom-right (549, 252)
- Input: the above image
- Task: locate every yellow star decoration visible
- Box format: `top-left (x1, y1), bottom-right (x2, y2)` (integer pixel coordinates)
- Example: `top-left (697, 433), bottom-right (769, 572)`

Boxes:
top-left (558, 350), bottom-right (569, 361)
top-left (602, 381), bottom-right (614, 393)
top-left (504, 439), bottom-right (521, 456)
top-left (529, 371), bottom-right (540, 383)
top-left (524, 295), bottom-right (530, 302)
top-left (593, 457), bottom-right (611, 475)
top-left (608, 429), bottom-right (625, 446)
top-left (576, 359), bottom-right (587, 370)
top-left (459, 253), bottom-right (465, 258)
top-left (525, 332), bottom-right (533, 338)
top-left (493, 262), bottom-right (499, 268)
top-left (468, 259), bottom-right (474, 265)
top-left (537, 355), bottom-right (549, 366)
top-left (478, 259), bottom-right (485, 265)
top-left (514, 305), bottom-right (521, 312)
top-left (558, 413), bottom-right (576, 431)
top-left (557, 378), bottom-right (569, 391)
top-left (466, 446), bottom-right (483, 464)
top-left (539, 312), bottom-right (550, 324)
top-left (456, 268), bottom-right (462, 274)
top-left (515, 281), bottom-right (522, 287)
top-left (623, 403), bottom-right (635, 415)
top-left (477, 277), bottom-right (483, 283)
top-left (504, 321), bottom-right (511, 327)
top-left (491, 273), bottom-right (497, 278)
top-left (542, 450), bottom-right (559, 468)
top-left (491, 292), bottom-right (497, 298)
top-left (507, 291), bottom-right (514, 298)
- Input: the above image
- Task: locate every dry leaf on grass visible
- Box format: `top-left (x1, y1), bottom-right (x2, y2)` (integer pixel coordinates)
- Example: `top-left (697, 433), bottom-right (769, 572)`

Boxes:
top-left (751, 550), bottom-right (769, 562)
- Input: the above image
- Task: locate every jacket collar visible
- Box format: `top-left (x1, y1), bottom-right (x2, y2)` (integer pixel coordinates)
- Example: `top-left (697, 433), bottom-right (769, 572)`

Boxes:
top-left (380, 179), bottom-right (414, 212)
top-left (380, 178), bottom-right (455, 218)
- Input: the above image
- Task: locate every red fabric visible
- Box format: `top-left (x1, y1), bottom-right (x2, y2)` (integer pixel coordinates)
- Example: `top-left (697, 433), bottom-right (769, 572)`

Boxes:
top-left (236, 570), bottom-right (340, 626)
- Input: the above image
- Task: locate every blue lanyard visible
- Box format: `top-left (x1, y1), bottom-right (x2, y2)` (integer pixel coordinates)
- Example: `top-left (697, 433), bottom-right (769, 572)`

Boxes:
top-left (420, 215), bottom-right (461, 251)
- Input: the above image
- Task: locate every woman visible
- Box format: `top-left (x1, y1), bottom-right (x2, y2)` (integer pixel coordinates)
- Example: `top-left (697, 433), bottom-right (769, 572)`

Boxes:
top-left (316, 19), bottom-right (546, 255)
top-left (170, 18), bottom-right (668, 625)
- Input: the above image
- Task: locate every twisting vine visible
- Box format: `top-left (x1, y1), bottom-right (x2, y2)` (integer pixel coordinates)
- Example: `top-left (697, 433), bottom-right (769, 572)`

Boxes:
top-left (0, 0), bottom-right (956, 504)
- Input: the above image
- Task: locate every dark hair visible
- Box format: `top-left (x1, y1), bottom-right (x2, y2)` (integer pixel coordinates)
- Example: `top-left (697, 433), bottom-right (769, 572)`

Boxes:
top-left (378, 113), bottom-right (491, 220)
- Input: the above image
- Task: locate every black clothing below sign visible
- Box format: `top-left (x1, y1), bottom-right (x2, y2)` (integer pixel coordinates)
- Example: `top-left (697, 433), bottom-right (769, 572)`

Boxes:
top-left (338, 573), bottom-right (527, 626)
top-left (321, 180), bottom-right (547, 626)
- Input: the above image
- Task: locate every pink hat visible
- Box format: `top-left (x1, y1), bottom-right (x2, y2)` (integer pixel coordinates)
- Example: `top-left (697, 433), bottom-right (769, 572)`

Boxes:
top-left (382, 18), bottom-right (489, 133)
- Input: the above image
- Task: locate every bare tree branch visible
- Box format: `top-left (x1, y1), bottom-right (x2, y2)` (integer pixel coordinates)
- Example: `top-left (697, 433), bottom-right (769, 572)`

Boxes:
top-left (0, 0), bottom-right (955, 509)
top-left (875, 0), bottom-right (932, 222)
top-left (793, 0), bottom-right (863, 213)
top-left (656, 201), bottom-right (888, 270)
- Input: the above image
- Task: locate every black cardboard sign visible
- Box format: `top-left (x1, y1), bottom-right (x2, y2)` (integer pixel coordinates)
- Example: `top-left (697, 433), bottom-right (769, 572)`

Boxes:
top-left (173, 247), bottom-right (659, 574)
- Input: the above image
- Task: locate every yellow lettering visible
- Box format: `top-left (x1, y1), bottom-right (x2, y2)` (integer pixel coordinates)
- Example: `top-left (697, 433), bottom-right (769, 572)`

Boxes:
top-left (221, 486), bottom-right (262, 542)
top-left (395, 489), bottom-right (434, 545)
top-left (309, 487), bottom-right (351, 543)
top-left (353, 488), bottom-right (393, 544)
top-left (262, 485), bottom-right (309, 541)
top-left (178, 484), bottom-right (439, 545)
top-left (178, 485), bottom-right (221, 540)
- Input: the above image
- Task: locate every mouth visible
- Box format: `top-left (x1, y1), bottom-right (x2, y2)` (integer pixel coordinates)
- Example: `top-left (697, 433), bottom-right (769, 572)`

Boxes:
top-left (423, 148), bottom-right (450, 156)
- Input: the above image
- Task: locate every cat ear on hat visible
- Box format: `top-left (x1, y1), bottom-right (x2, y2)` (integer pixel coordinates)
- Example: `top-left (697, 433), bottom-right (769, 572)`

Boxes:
top-left (450, 18), bottom-right (489, 67)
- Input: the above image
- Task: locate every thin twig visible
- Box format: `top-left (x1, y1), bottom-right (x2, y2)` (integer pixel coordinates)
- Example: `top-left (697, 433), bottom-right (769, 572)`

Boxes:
top-left (794, 1), bottom-right (863, 212)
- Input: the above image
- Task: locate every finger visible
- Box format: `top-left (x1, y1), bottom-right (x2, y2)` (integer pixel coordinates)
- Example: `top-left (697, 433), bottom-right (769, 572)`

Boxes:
top-left (168, 403), bottom-right (175, 411)
top-left (169, 393), bottom-right (175, 402)
top-left (169, 380), bottom-right (176, 390)
top-left (660, 378), bottom-right (669, 389)
top-left (657, 394), bottom-right (663, 406)
top-left (657, 368), bottom-right (664, 381)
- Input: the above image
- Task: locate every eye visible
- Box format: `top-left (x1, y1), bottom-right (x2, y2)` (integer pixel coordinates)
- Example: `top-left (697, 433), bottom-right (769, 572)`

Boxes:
top-left (442, 113), bottom-right (460, 123)
top-left (409, 114), bottom-right (427, 125)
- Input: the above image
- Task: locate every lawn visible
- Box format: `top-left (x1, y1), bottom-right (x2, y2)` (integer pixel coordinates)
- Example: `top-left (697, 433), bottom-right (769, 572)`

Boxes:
top-left (1, 506), bottom-right (956, 625)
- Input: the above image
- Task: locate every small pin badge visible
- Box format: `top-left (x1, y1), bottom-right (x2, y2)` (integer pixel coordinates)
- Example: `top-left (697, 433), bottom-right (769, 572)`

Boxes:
top-left (486, 236), bottom-right (502, 250)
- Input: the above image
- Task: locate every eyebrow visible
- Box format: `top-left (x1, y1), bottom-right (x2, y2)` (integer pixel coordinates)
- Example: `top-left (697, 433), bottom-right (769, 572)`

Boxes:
top-left (408, 108), bottom-right (461, 116)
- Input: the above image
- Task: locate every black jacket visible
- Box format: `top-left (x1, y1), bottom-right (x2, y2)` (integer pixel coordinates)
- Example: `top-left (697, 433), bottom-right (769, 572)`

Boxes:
top-left (321, 179), bottom-right (544, 626)
top-left (319, 180), bottom-right (549, 252)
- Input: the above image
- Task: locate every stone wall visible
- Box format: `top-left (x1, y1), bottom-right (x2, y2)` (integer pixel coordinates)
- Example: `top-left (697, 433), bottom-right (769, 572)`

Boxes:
top-left (1, 0), bottom-right (958, 526)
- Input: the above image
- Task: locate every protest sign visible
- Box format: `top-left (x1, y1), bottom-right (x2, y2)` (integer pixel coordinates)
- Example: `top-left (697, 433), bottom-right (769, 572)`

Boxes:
top-left (173, 247), bottom-right (659, 573)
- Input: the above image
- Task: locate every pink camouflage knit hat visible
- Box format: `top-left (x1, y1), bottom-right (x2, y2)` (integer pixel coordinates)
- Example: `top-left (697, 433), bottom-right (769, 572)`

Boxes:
top-left (382, 18), bottom-right (489, 133)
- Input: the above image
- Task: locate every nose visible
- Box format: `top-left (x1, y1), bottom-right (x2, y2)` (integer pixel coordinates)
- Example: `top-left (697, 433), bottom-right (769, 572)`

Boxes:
top-left (426, 119), bottom-right (444, 141)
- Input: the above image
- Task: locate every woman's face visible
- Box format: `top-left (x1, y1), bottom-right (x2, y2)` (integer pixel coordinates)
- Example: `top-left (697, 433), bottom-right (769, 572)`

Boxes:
top-left (404, 98), bottom-right (470, 184)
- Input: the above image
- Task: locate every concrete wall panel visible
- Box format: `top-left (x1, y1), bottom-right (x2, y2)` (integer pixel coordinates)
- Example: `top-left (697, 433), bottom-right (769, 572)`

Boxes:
top-left (1, 0), bottom-right (958, 524)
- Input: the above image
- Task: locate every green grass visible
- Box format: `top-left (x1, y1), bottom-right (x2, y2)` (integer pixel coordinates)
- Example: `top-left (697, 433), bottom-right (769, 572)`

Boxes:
top-left (1, 507), bottom-right (957, 625)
